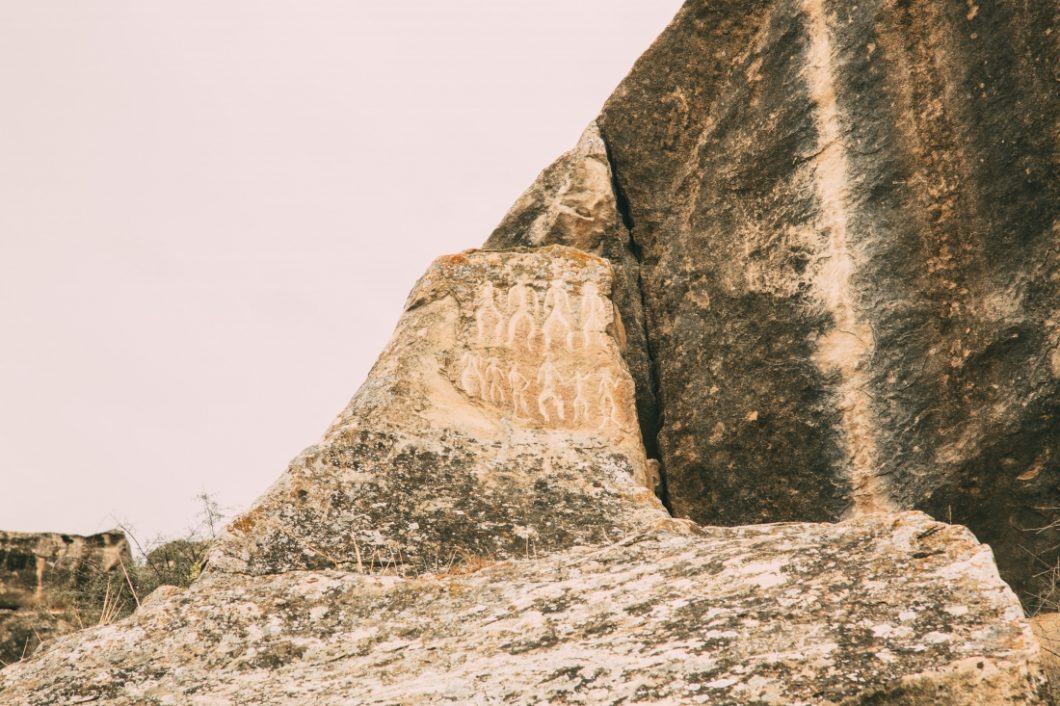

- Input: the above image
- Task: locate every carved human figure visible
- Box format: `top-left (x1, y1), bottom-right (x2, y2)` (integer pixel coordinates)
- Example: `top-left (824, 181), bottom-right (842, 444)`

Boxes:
top-left (597, 367), bottom-right (619, 429)
top-left (579, 281), bottom-right (608, 350)
top-left (572, 370), bottom-right (591, 424)
top-left (506, 283), bottom-right (538, 350)
top-left (474, 281), bottom-right (504, 346)
top-left (459, 351), bottom-right (486, 398)
top-left (485, 357), bottom-right (508, 406)
top-left (537, 356), bottom-right (565, 423)
top-left (508, 364), bottom-right (531, 419)
top-left (542, 279), bottom-right (574, 352)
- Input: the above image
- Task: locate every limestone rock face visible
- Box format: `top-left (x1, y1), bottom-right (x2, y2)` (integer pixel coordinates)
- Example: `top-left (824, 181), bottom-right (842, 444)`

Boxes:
top-left (0, 513), bottom-right (1044, 705)
top-left (496, 0), bottom-right (1058, 602)
top-left (207, 246), bottom-right (662, 576)
top-left (485, 125), bottom-right (659, 463)
top-left (0, 531), bottom-right (130, 664)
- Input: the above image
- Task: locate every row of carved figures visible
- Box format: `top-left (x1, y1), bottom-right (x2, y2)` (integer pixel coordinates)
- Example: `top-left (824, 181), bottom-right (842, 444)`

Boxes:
top-left (458, 352), bottom-right (621, 429)
top-left (472, 280), bottom-right (610, 352)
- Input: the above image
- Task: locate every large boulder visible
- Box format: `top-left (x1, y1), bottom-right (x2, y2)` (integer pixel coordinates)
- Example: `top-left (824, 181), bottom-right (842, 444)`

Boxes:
top-left (0, 530), bottom-right (131, 664)
top-left (206, 246), bottom-right (662, 576)
top-left (493, 0), bottom-right (1058, 604)
top-left (0, 513), bottom-right (1045, 705)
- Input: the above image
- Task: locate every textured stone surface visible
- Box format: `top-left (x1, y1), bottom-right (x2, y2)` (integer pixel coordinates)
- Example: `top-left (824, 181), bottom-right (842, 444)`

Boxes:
top-left (1031, 613), bottom-right (1060, 702)
top-left (1, 2), bottom-right (1054, 701)
top-left (0, 531), bottom-right (130, 664)
top-left (484, 124), bottom-right (660, 470)
top-left (207, 246), bottom-right (662, 576)
top-left (0, 513), bottom-right (1045, 705)
top-left (487, 0), bottom-right (1059, 603)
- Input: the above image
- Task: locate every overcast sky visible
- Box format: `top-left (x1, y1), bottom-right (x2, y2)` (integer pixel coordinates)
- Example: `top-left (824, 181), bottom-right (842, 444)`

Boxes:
top-left (0, 1), bottom-right (682, 545)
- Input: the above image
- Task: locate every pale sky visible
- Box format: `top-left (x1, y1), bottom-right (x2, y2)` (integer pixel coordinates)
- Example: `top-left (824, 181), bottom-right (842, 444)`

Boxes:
top-left (0, 1), bottom-right (681, 545)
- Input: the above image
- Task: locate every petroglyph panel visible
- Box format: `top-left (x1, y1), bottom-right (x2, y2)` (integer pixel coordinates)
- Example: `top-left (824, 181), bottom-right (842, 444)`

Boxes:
top-left (447, 254), bottom-right (635, 434)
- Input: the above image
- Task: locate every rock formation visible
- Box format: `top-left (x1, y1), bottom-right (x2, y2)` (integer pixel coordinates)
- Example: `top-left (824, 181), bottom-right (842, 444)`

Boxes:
top-left (1, 0), bottom-right (1056, 702)
top-left (0, 247), bottom-right (1047, 702)
top-left (0, 514), bottom-right (1044, 704)
top-left (493, 0), bottom-right (1059, 606)
top-left (207, 247), bottom-right (662, 576)
top-left (0, 530), bottom-right (130, 665)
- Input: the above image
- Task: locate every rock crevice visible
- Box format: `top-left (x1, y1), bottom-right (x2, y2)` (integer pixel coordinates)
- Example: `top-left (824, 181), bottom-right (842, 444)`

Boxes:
top-left (600, 132), bottom-right (671, 511)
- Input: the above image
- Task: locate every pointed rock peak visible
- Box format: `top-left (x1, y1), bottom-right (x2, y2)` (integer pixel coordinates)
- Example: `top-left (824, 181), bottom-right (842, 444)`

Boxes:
top-left (208, 246), bottom-right (663, 576)
top-left (487, 123), bottom-right (622, 254)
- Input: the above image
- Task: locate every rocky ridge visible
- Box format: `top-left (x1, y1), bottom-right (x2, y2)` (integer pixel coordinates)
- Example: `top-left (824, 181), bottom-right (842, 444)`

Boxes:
top-left (0, 242), bottom-right (1047, 702)
top-left (0, 530), bottom-right (130, 666)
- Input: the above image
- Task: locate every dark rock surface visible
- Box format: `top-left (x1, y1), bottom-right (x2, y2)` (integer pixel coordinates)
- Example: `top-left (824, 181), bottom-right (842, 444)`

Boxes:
top-left (486, 0), bottom-right (1058, 604)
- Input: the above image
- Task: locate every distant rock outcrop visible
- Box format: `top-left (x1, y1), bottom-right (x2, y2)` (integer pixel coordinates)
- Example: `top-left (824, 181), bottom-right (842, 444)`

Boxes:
top-left (0, 530), bottom-right (130, 665)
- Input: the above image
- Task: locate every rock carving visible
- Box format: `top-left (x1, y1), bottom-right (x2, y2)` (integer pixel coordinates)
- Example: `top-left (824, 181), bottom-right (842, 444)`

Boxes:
top-left (453, 271), bottom-right (634, 434)
top-left (542, 279), bottom-right (575, 352)
top-left (505, 282), bottom-right (538, 351)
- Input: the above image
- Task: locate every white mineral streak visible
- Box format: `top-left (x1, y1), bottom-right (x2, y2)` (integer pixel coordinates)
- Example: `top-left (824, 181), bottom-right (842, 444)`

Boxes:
top-left (802, 0), bottom-right (891, 515)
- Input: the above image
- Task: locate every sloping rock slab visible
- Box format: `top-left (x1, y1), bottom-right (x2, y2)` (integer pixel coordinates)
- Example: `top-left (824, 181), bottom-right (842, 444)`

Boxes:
top-left (0, 512), bottom-right (1043, 705)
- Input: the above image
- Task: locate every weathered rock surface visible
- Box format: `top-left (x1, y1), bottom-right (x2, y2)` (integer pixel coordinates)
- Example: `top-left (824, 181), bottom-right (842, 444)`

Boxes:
top-left (0, 513), bottom-right (1045, 705)
top-left (484, 125), bottom-right (661, 469)
top-left (1, 1), bottom-right (1055, 701)
top-left (0, 530), bottom-right (130, 664)
top-left (493, 0), bottom-right (1059, 604)
top-left (207, 246), bottom-right (662, 576)
top-left (1031, 613), bottom-right (1060, 702)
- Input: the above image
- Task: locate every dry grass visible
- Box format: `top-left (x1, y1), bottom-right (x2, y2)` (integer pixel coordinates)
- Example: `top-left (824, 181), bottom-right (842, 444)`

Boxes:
top-left (96, 578), bottom-right (127, 627)
top-left (431, 551), bottom-right (496, 578)
top-left (2, 495), bottom-right (223, 667)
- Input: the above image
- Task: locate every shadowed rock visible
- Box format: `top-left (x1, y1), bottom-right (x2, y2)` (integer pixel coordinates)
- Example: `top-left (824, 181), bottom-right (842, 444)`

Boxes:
top-left (0, 530), bottom-right (130, 664)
